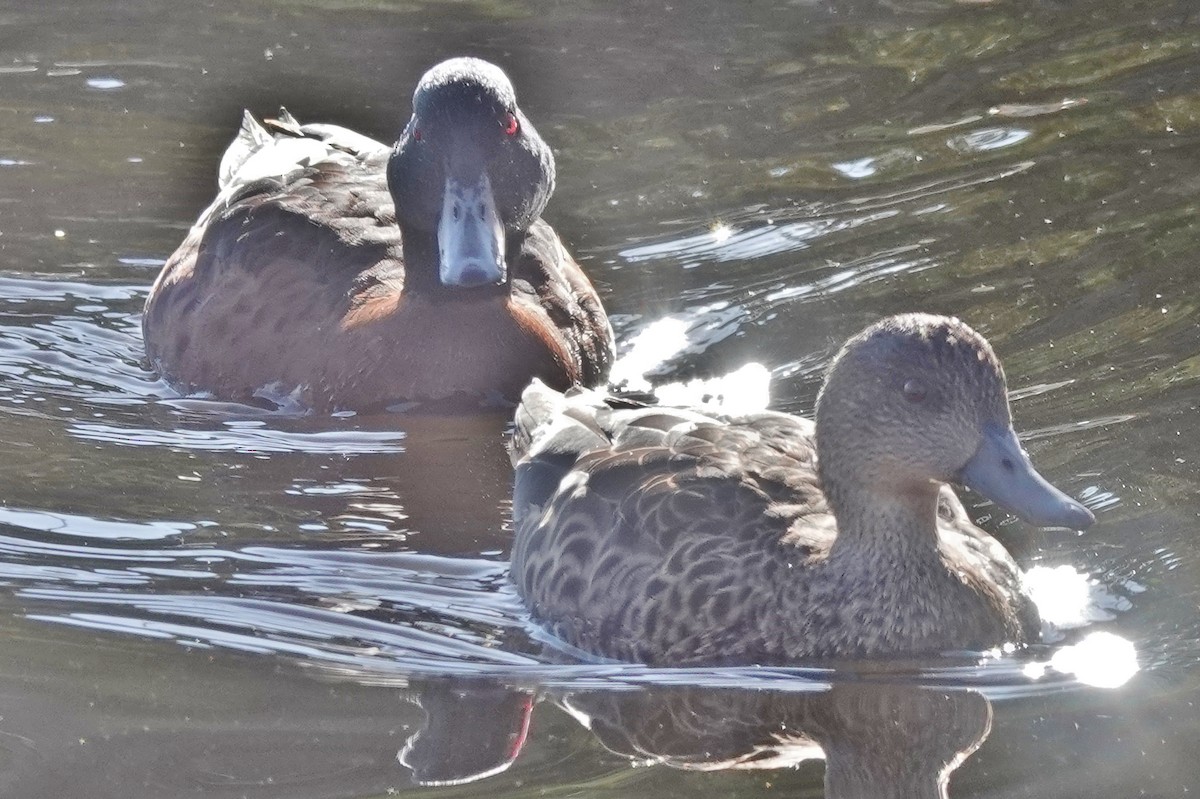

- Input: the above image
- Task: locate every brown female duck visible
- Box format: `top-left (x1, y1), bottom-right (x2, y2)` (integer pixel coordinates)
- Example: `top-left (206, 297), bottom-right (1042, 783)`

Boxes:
top-left (510, 314), bottom-right (1095, 665)
top-left (143, 58), bottom-right (613, 412)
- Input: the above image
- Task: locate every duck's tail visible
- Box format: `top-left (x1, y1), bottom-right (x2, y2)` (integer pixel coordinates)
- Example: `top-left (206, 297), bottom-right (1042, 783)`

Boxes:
top-left (510, 379), bottom-right (610, 467)
top-left (218, 110), bottom-right (274, 191)
top-left (216, 108), bottom-right (389, 198)
top-left (510, 380), bottom-right (618, 518)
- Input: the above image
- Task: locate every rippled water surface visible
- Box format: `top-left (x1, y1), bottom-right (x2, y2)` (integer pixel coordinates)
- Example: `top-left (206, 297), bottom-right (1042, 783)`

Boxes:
top-left (1, 0), bottom-right (1199, 796)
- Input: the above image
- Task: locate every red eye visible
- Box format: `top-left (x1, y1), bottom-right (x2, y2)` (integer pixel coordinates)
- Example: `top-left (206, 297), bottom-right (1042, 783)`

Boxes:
top-left (903, 379), bottom-right (927, 403)
top-left (502, 112), bottom-right (519, 136)
top-left (412, 128), bottom-right (422, 142)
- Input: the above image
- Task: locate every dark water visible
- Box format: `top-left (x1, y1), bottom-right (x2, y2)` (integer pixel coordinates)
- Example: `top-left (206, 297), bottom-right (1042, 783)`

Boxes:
top-left (1, 0), bottom-right (1199, 796)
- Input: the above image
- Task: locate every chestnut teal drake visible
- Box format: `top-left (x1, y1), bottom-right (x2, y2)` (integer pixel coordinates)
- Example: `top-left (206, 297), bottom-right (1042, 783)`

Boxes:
top-left (143, 57), bottom-right (614, 412)
top-left (510, 313), bottom-right (1095, 665)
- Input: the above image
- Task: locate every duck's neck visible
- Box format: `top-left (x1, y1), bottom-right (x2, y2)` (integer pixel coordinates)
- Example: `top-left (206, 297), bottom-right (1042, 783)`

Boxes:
top-left (774, 482), bottom-right (957, 658)
top-left (398, 228), bottom-right (451, 296)
top-left (825, 482), bottom-right (943, 564)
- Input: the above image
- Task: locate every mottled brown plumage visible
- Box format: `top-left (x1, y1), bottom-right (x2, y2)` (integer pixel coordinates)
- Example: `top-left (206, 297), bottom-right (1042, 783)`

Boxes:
top-left (511, 314), bottom-right (1094, 665)
top-left (143, 58), bottom-right (613, 412)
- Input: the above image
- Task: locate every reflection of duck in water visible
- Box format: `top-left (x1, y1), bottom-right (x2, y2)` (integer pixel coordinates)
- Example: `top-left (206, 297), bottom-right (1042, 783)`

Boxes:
top-left (143, 57), bottom-right (613, 412)
top-left (253, 410), bottom-right (520, 554)
top-left (395, 678), bottom-right (990, 799)
top-left (398, 681), bottom-right (533, 786)
top-left (562, 682), bottom-right (991, 799)
top-left (512, 314), bottom-right (1095, 664)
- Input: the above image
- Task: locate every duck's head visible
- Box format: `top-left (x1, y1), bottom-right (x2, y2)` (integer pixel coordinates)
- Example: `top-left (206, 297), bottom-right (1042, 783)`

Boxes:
top-left (388, 57), bottom-right (555, 292)
top-left (815, 313), bottom-right (1094, 530)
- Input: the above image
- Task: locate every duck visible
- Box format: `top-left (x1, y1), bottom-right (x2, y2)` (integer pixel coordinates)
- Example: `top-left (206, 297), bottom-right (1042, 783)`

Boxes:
top-left (510, 313), bottom-right (1095, 665)
top-left (143, 57), bottom-right (614, 412)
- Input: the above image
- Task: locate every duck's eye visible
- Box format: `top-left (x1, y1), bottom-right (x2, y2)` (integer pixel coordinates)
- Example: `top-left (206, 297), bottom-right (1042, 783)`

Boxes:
top-left (502, 112), bottom-right (519, 137)
top-left (412, 128), bottom-right (423, 142)
top-left (902, 379), bottom-right (927, 403)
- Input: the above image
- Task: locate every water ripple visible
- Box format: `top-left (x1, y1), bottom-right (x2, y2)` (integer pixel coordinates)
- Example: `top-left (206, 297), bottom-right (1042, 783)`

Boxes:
top-left (947, 127), bottom-right (1032, 153)
top-left (616, 161), bottom-right (1032, 274)
top-left (68, 421), bottom-right (408, 454)
top-left (0, 520), bottom-right (1132, 695)
top-left (0, 506), bottom-right (193, 541)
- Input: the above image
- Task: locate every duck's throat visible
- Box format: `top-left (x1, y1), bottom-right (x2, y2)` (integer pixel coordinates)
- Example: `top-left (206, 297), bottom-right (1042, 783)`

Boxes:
top-left (826, 485), bottom-right (944, 562)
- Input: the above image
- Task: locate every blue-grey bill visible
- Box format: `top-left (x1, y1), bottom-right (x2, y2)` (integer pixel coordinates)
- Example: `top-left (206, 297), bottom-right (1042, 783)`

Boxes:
top-left (438, 172), bottom-right (506, 287)
top-left (959, 421), bottom-right (1095, 530)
